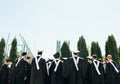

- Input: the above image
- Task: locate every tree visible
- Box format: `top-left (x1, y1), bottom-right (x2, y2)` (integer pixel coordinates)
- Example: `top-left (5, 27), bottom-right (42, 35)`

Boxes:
top-left (61, 41), bottom-right (72, 58)
top-left (105, 35), bottom-right (119, 63)
top-left (118, 46), bottom-right (120, 64)
top-left (0, 38), bottom-right (5, 69)
top-left (91, 41), bottom-right (102, 59)
top-left (77, 36), bottom-right (88, 58)
top-left (9, 38), bottom-right (18, 63)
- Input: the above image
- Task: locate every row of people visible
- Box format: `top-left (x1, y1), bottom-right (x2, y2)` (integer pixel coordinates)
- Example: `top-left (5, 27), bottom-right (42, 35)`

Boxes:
top-left (0, 50), bottom-right (120, 84)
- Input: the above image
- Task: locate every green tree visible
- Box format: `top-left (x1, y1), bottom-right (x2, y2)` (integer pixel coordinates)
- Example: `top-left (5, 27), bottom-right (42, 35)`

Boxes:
top-left (61, 41), bottom-right (72, 58)
top-left (118, 46), bottom-right (120, 64)
top-left (9, 38), bottom-right (18, 63)
top-left (105, 35), bottom-right (119, 63)
top-left (77, 36), bottom-right (88, 58)
top-left (0, 38), bottom-right (5, 69)
top-left (91, 41), bottom-right (102, 58)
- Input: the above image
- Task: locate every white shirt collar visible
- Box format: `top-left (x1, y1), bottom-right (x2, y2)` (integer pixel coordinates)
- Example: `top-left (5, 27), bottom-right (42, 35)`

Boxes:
top-left (93, 59), bottom-right (97, 62)
top-left (38, 55), bottom-right (42, 57)
top-left (73, 55), bottom-right (78, 57)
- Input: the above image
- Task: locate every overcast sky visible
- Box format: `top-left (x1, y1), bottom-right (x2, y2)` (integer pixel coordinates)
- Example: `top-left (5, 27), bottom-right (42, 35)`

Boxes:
top-left (0, 0), bottom-right (120, 58)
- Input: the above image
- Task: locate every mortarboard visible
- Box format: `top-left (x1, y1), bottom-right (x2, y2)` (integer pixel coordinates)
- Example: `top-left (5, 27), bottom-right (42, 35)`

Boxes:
top-left (87, 56), bottom-right (92, 59)
top-left (53, 52), bottom-right (60, 58)
top-left (73, 50), bottom-right (80, 53)
top-left (92, 54), bottom-right (97, 58)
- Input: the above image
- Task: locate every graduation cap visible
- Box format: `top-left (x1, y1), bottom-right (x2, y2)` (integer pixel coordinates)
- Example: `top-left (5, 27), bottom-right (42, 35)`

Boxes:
top-left (87, 56), bottom-right (92, 59)
top-left (73, 50), bottom-right (80, 55)
top-left (73, 50), bottom-right (80, 53)
top-left (53, 52), bottom-right (60, 58)
top-left (98, 58), bottom-right (103, 62)
top-left (92, 54), bottom-right (97, 59)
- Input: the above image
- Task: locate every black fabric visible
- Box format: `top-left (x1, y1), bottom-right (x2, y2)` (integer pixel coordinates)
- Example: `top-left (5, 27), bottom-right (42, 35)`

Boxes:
top-left (89, 62), bottom-right (105, 84)
top-left (30, 57), bottom-right (48, 84)
top-left (0, 64), bottom-right (10, 84)
top-left (105, 62), bottom-right (120, 84)
top-left (25, 63), bottom-right (31, 84)
top-left (49, 61), bottom-right (63, 84)
top-left (63, 57), bottom-right (88, 84)
top-left (10, 58), bottom-right (30, 84)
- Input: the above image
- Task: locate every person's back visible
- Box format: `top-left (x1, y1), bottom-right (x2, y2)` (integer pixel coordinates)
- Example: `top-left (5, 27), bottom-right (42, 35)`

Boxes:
top-left (49, 52), bottom-right (63, 84)
top-left (30, 51), bottom-right (48, 84)
top-left (25, 56), bottom-right (31, 84)
top-left (89, 54), bottom-right (105, 84)
top-left (89, 62), bottom-right (105, 84)
top-left (105, 55), bottom-right (120, 84)
top-left (10, 52), bottom-right (30, 84)
top-left (0, 60), bottom-right (12, 84)
top-left (63, 50), bottom-right (88, 84)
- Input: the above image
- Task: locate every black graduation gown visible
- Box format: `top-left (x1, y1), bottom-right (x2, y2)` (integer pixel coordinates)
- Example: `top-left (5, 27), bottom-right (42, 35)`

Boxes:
top-left (30, 57), bottom-right (48, 84)
top-left (0, 64), bottom-right (10, 84)
top-left (10, 58), bottom-right (30, 84)
top-left (46, 60), bottom-right (53, 84)
top-left (25, 63), bottom-right (31, 84)
top-left (0, 70), bottom-right (1, 84)
top-left (89, 62), bottom-right (105, 84)
top-left (49, 61), bottom-right (63, 84)
top-left (63, 57), bottom-right (88, 84)
top-left (105, 62), bottom-right (120, 84)
top-left (86, 62), bottom-right (92, 84)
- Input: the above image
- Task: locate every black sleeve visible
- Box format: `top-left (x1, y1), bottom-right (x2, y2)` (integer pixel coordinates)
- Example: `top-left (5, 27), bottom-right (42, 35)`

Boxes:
top-left (0, 70), bottom-right (1, 82)
top-left (81, 60), bottom-right (88, 80)
top-left (100, 63), bottom-right (106, 80)
top-left (24, 61), bottom-right (30, 78)
top-left (105, 63), bottom-right (111, 84)
top-left (49, 62), bottom-right (54, 77)
top-left (81, 60), bottom-right (88, 84)
top-left (1, 65), bottom-right (7, 74)
top-left (63, 60), bottom-right (69, 78)
top-left (41, 59), bottom-right (48, 84)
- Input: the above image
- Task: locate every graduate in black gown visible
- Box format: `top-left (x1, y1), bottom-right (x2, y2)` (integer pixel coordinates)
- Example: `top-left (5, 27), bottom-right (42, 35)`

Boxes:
top-left (0, 59), bottom-right (12, 84)
top-left (10, 52), bottom-right (30, 84)
top-left (49, 52), bottom-right (63, 84)
top-left (89, 54), bottom-right (105, 84)
top-left (86, 56), bottom-right (92, 84)
top-left (30, 51), bottom-right (48, 84)
top-left (25, 56), bottom-right (31, 84)
top-left (46, 59), bottom-right (53, 84)
top-left (105, 55), bottom-right (120, 84)
top-left (63, 50), bottom-right (88, 84)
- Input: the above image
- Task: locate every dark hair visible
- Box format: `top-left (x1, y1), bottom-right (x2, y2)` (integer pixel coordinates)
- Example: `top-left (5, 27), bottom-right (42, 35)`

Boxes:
top-left (73, 52), bottom-right (78, 55)
top-left (6, 59), bottom-right (11, 62)
top-left (38, 51), bottom-right (42, 55)
top-left (22, 52), bottom-right (27, 56)
top-left (53, 52), bottom-right (60, 58)
top-left (27, 56), bottom-right (31, 60)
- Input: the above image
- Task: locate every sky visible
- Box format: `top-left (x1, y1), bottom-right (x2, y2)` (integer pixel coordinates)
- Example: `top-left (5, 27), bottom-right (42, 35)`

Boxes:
top-left (0, 0), bottom-right (120, 59)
